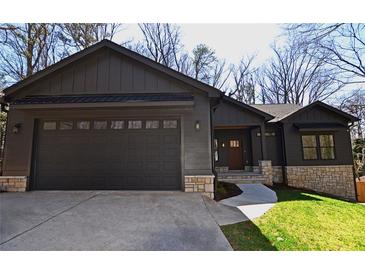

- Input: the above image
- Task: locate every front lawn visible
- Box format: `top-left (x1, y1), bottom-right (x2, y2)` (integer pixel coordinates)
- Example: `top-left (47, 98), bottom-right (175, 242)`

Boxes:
top-left (221, 187), bottom-right (365, 251)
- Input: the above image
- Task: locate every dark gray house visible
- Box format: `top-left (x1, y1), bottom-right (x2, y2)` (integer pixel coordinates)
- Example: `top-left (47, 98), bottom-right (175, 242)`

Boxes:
top-left (0, 40), bottom-right (359, 200)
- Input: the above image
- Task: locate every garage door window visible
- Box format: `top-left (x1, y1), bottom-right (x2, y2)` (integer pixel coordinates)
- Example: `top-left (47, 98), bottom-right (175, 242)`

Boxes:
top-left (59, 121), bottom-right (73, 130)
top-left (94, 121), bottom-right (107, 130)
top-left (146, 120), bottom-right (159, 129)
top-left (77, 121), bottom-right (90, 130)
top-left (163, 120), bottom-right (177, 129)
top-left (43, 121), bottom-right (57, 130)
top-left (128, 120), bottom-right (142, 129)
top-left (111, 120), bottom-right (125, 129)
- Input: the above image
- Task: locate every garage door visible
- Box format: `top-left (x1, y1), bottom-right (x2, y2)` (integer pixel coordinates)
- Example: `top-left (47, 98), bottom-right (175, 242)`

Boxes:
top-left (33, 118), bottom-right (181, 190)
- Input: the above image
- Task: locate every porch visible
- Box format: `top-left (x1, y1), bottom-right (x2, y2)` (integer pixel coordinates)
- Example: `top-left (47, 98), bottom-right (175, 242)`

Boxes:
top-left (213, 125), bottom-right (273, 185)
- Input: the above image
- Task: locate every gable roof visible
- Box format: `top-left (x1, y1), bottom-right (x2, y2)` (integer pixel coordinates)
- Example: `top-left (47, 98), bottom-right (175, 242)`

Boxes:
top-left (279, 101), bottom-right (359, 123)
top-left (3, 39), bottom-right (221, 99)
top-left (250, 103), bottom-right (303, 122)
top-left (222, 95), bottom-right (275, 121)
top-left (251, 101), bottom-right (359, 123)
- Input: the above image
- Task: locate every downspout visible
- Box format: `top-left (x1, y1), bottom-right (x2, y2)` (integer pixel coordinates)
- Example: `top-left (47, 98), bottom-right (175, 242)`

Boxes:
top-left (348, 121), bottom-right (359, 201)
top-left (279, 121), bottom-right (288, 185)
top-left (210, 96), bottom-right (221, 197)
top-left (0, 96), bottom-right (10, 176)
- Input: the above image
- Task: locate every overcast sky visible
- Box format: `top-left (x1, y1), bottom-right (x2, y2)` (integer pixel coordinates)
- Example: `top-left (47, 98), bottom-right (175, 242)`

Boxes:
top-left (114, 24), bottom-right (284, 67)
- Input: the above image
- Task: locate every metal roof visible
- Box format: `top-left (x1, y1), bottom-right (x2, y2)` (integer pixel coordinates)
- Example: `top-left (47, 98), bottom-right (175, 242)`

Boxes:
top-left (11, 93), bottom-right (194, 105)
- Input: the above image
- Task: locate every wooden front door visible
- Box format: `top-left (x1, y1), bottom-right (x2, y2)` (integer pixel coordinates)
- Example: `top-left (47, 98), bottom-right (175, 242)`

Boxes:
top-left (228, 139), bottom-right (243, 170)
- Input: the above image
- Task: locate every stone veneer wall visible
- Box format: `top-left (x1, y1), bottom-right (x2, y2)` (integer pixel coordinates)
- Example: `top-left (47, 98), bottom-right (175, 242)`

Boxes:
top-left (259, 160), bottom-right (273, 186)
top-left (184, 175), bottom-right (214, 199)
top-left (285, 165), bottom-right (356, 200)
top-left (272, 166), bottom-right (284, 183)
top-left (0, 176), bottom-right (27, 192)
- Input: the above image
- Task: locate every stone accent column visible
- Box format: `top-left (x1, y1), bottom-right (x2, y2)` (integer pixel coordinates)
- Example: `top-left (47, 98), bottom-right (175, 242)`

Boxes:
top-left (259, 160), bottom-right (273, 186)
top-left (0, 176), bottom-right (27, 192)
top-left (184, 175), bottom-right (215, 199)
top-left (285, 165), bottom-right (356, 200)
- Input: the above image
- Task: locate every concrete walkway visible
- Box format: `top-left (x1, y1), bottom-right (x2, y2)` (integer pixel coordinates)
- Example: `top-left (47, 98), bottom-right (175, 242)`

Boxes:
top-left (219, 183), bottom-right (277, 221)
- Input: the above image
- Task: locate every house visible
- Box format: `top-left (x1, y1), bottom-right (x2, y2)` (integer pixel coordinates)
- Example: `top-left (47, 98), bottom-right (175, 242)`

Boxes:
top-left (0, 40), bottom-right (359, 200)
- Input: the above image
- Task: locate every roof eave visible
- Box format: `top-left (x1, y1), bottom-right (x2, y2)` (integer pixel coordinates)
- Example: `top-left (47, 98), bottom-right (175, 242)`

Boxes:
top-left (221, 95), bottom-right (275, 121)
top-left (280, 101), bottom-right (360, 123)
top-left (3, 39), bottom-right (221, 99)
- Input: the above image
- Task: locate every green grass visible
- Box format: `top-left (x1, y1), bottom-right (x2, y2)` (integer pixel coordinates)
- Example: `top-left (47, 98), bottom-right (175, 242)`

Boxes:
top-left (221, 187), bottom-right (365, 251)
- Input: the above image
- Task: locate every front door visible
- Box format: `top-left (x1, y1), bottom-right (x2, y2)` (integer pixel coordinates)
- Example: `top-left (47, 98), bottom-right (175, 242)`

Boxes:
top-left (228, 139), bottom-right (243, 170)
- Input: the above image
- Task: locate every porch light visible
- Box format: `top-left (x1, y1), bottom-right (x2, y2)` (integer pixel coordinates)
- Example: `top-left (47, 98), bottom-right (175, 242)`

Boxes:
top-left (13, 123), bottom-right (21, 134)
top-left (195, 121), bottom-right (200, 131)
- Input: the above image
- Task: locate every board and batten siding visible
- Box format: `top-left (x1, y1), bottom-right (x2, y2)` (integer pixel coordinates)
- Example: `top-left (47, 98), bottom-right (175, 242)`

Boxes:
top-left (283, 106), bottom-right (353, 166)
top-left (3, 47), bottom-right (214, 180)
top-left (213, 100), bottom-right (264, 126)
top-left (13, 47), bottom-right (194, 98)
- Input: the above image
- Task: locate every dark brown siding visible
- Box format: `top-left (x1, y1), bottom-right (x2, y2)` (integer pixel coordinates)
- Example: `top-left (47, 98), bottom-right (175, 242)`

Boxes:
top-left (283, 106), bottom-right (353, 166)
top-left (213, 101), bottom-right (264, 126)
top-left (14, 47), bottom-right (194, 98)
top-left (250, 125), bottom-right (283, 166)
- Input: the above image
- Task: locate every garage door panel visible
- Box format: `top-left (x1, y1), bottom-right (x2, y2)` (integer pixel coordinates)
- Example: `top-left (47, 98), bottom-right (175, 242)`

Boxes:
top-left (34, 118), bottom-right (181, 190)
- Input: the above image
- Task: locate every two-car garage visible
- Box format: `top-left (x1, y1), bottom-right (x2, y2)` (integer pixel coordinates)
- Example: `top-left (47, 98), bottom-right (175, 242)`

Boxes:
top-left (32, 118), bottom-right (181, 190)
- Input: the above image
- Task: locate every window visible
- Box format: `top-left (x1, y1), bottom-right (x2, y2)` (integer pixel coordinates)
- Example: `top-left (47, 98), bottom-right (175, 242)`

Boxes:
top-left (319, 134), bottom-right (335, 160)
top-left (163, 120), bottom-right (177, 129)
top-left (301, 135), bottom-right (318, 160)
top-left (128, 120), bottom-right (142, 129)
top-left (301, 134), bottom-right (336, 160)
top-left (146, 120), bottom-right (159, 129)
top-left (94, 121), bottom-right (107, 130)
top-left (77, 121), bottom-right (90, 130)
top-left (43, 121), bottom-right (56, 130)
top-left (59, 121), bottom-right (73, 130)
top-left (229, 140), bottom-right (240, 148)
top-left (214, 139), bottom-right (219, 162)
top-left (111, 120), bottom-right (124, 129)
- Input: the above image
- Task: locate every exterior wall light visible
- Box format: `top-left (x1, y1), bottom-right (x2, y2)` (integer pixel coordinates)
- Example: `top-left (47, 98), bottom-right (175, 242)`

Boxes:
top-left (195, 121), bottom-right (200, 131)
top-left (222, 143), bottom-right (225, 148)
top-left (13, 123), bottom-right (21, 134)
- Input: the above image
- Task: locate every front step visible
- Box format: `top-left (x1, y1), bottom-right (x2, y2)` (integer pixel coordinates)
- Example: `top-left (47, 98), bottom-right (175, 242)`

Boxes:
top-left (217, 172), bottom-right (266, 184)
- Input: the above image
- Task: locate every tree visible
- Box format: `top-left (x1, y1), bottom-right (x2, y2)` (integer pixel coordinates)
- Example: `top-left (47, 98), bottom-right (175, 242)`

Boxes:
top-left (191, 44), bottom-right (230, 90)
top-left (257, 40), bottom-right (344, 105)
top-left (136, 23), bottom-right (187, 72)
top-left (0, 23), bottom-right (60, 83)
top-left (58, 23), bottom-right (122, 54)
top-left (339, 89), bottom-right (365, 138)
top-left (228, 56), bottom-right (257, 104)
top-left (286, 24), bottom-right (365, 85)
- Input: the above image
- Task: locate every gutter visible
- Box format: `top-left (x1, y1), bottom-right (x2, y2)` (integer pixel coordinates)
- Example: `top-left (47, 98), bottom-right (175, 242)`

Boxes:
top-left (348, 121), bottom-right (359, 201)
top-left (278, 121), bottom-right (288, 185)
top-left (210, 95), bottom-right (222, 196)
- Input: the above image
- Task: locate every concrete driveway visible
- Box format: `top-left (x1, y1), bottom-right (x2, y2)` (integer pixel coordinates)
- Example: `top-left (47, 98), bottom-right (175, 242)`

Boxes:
top-left (0, 191), bottom-right (232, 251)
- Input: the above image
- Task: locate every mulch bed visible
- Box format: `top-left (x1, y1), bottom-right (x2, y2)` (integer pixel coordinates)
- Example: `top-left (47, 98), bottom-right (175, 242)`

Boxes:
top-left (215, 181), bottom-right (243, 201)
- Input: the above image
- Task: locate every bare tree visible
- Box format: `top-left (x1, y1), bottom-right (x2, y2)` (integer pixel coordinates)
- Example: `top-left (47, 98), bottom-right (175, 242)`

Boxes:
top-left (191, 44), bottom-right (230, 90)
top-left (228, 56), bottom-right (257, 104)
top-left (58, 23), bottom-right (122, 54)
top-left (257, 41), bottom-right (344, 105)
top-left (339, 89), bottom-right (365, 138)
top-left (287, 23), bottom-right (365, 85)
top-left (136, 23), bottom-right (187, 72)
top-left (0, 23), bottom-right (60, 83)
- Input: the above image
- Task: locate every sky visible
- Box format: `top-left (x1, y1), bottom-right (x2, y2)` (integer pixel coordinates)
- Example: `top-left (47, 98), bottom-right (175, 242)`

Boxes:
top-left (114, 24), bottom-right (284, 67)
